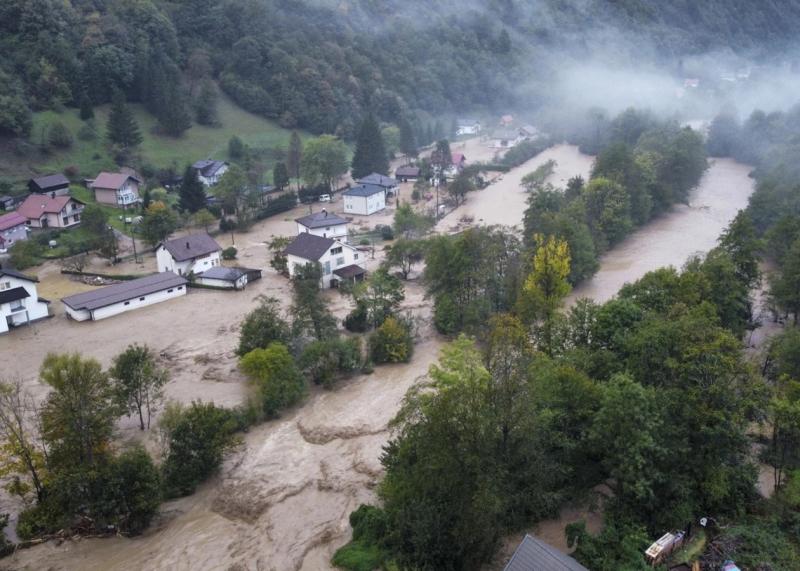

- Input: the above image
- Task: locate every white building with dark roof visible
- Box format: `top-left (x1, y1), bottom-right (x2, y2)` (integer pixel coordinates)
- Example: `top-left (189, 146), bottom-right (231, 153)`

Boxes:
top-left (192, 160), bottom-right (229, 186)
top-left (0, 269), bottom-right (50, 334)
top-left (342, 184), bottom-right (386, 216)
top-left (155, 233), bottom-right (222, 276)
top-left (283, 233), bottom-right (365, 288)
top-left (456, 118), bottom-right (481, 136)
top-left (295, 210), bottom-right (348, 241)
top-left (61, 272), bottom-right (188, 322)
top-left (196, 266), bottom-right (261, 290)
top-left (356, 173), bottom-right (399, 196)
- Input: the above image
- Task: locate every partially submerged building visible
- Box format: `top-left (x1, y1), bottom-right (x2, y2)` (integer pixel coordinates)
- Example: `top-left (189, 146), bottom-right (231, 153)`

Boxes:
top-left (156, 233), bottom-right (222, 276)
top-left (342, 184), bottom-right (386, 216)
top-left (0, 269), bottom-right (51, 334)
top-left (283, 232), bottom-right (365, 288)
top-left (196, 266), bottom-right (261, 290)
top-left (504, 534), bottom-right (589, 571)
top-left (296, 210), bottom-right (349, 241)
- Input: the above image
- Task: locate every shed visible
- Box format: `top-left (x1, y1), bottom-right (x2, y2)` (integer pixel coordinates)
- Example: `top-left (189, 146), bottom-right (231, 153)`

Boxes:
top-left (28, 174), bottom-right (70, 196)
top-left (395, 165), bottom-right (421, 182)
top-left (196, 266), bottom-right (259, 290)
top-left (504, 535), bottom-right (589, 571)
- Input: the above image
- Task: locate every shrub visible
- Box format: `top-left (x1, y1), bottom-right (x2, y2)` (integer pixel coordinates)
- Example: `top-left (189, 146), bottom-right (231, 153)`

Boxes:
top-left (368, 316), bottom-right (413, 364)
top-left (9, 239), bottom-right (43, 269)
top-left (359, 238), bottom-right (371, 246)
top-left (240, 343), bottom-right (306, 417)
top-left (344, 301), bottom-right (369, 332)
top-left (48, 122), bottom-right (73, 149)
top-left (219, 217), bottom-right (236, 232)
top-left (77, 124), bottom-right (97, 141)
top-left (379, 225), bottom-right (394, 240)
top-left (63, 165), bottom-right (79, 178)
top-left (237, 296), bottom-right (292, 356)
top-left (331, 505), bottom-right (390, 571)
top-left (222, 246), bottom-right (237, 260)
top-left (298, 337), bottom-right (362, 388)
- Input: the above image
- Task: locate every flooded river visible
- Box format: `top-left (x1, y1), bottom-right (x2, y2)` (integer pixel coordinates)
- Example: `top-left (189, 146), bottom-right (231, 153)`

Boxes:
top-left (7, 146), bottom-right (758, 570)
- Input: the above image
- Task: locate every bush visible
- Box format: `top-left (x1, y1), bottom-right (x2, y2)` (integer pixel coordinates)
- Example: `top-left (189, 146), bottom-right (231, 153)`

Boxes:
top-left (298, 337), bottom-right (362, 388)
top-left (331, 505), bottom-right (391, 571)
top-left (48, 122), bottom-right (73, 149)
top-left (237, 296), bottom-right (292, 356)
top-left (369, 316), bottom-right (413, 364)
top-left (77, 124), bottom-right (97, 141)
top-left (240, 343), bottom-right (306, 417)
top-left (256, 192), bottom-right (298, 220)
top-left (379, 225), bottom-right (394, 240)
top-left (344, 301), bottom-right (369, 332)
top-left (9, 239), bottom-right (43, 269)
top-left (219, 217), bottom-right (236, 232)
top-left (222, 246), bottom-right (237, 260)
top-left (359, 238), bottom-right (371, 246)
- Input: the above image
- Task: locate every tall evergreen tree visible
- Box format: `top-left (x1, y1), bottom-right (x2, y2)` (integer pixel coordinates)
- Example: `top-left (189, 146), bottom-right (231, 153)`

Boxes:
top-left (194, 79), bottom-right (218, 126)
top-left (351, 114), bottom-right (389, 179)
top-left (78, 91), bottom-right (94, 121)
top-left (106, 91), bottom-right (142, 149)
top-left (179, 166), bottom-right (207, 213)
top-left (287, 131), bottom-right (302, 188)
top-left (399, 118), bottom-right (417, 159)
top-left (273, 162), bottom-right (290, 190)
top-left (158, 82), bottom-right (192, 137)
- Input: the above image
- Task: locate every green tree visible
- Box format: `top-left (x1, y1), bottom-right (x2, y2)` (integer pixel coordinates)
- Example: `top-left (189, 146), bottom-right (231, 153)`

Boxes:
top-left (298, 338), bottom-right (361, 389)
top-left (228, 135), bottom-right (246, 160)
top-left (237, 296), bottom-right (292, 356)
top-left (719, 210), bottom-right (761, 288)
top-left (771, 237), bottom-right (800, 324)
top-left (291, 263), bottom-right (337, 341)
top-left (48, 122), bottom-right (73, 149)
top-left (352, 268), bottom-right (405, 330)
top-left (79, 91), bottom-right (94, 121)
top-left (106, 90), bottom-right (142, 149)
top-left (399, 118), bottom-right (417, 158)
top-left (351, 114), bottom-right (389, 179)
top-left (194, 79), bottom-right (218, 126)
top-left (214, 164), bottom-right (249, 215)
top-left (287, 131), bottom-right (302, 187)
top-left (268, 236), bottom-right (291, 275)
top-left (103, 446), bottom-right (161, 534)
top-left (273, 162), bottom-right (290, 190)
top-left (384, 238), bottom-right (425, 279)
top-left (518, 234), bottom-right (571, 326)
top-left (139, 201), bottom-right (178, 246)
top-left (394, 203), bottom-right (433, 238)
top-left (110, 344), bottom-right (168, 431)
top-left (583, 177), bottom-right (632, 249)
top-left (240, 343), bottom-right (306, 417)
top-left (302, 135), bottom-right (349, 191)
top-left (447, 170), bottom-right (473, 206)
top-left (179, 165), bottom-right (207, 213)
top-left (0, 379), bottom-right (47, 502)
top-left (368, 316), bottom-right (413, 364)
top-left (430, 139), bottom-right (452, 175)
top-left (193, 208), bottom-right (216, 232)
top-left (157, 81), bottom-right (192, 137)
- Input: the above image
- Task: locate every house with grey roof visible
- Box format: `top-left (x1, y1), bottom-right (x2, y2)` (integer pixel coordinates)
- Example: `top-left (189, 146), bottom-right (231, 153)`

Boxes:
top-left (155, 233), bottom-right (222, 277)
top-left (356, 173), bottom-right (399, 196)
top-left (283, 232), bottom-right (365, 288)
top-left (192, 159), bottom-right (229, 186)
top-left (0, 268), bottom-right (51, 334)
top-left (62, 272), bottom-right (188, 322)
top-left (196, 266), bottom-right (261, 290)
top-left (28, 174), bottom-right (70, 196)
top-left (342, 183), bottom-right (386, 216)
top-left (296, 209), bottom-right (349, 241)
top-left (457, 118), bottom-right (481, 136)
top-left (395, 165), bottom-right (421, 182)
top-left (504, 535), bottom-right (589, 571)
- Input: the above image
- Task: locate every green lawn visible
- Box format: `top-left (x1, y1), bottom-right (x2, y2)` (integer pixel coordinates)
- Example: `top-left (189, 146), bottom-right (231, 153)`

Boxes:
top-left (3, 94), bottom-right (300, 184)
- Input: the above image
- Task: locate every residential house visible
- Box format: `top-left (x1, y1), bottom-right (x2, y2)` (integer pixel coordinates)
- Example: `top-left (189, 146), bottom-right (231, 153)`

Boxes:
top-left (456, 118), bottom-right (481, 136)
top-left (91, 172), bottom-right (141, 207)
top-left (16, 194), bottom-right (85, 229)
top-left (0, 269), bottom-right (51, 334)
top-left (192, 160), bottom-right (229, 186)
top-left (296, 210), bottom-right (348, 241)
top-left (395, 166), bottom-right (421, 182)
top-left (342, 184), bottom-right (386, 216)
top-left (504, 534), bottom-right (589, 571)
top-left (357, 173), bottom-right (399, 197)
top-left (28, 174), bottom-right (70, 196)
top-left (196, 266), bottom-right (261, 290)
top-left (0, 195), bottom-right (27, 211)
top-left (62, 272), bottom-right (188, 322)
top-left (283, 233), bottom-right (365, 288)
top-left (499, 114), bottom-right (514, 127)
top-left (0, 212), bottom-right (29, 251)
top-left (446, 153), bottom-right (467, 176)
top-left (155, 233), bottom-right (222, 276)
top-left (519, 125), bottom-right (541, 139)
top-left (490, 128), bottom-right (525, 149)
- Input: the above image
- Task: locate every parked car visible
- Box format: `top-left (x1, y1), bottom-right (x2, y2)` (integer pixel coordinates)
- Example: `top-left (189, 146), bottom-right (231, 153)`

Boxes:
top-left (319, 194), bottom-right (331, 202)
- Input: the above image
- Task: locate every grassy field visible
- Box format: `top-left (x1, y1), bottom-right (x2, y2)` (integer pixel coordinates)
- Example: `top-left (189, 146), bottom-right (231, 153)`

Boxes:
top-left (1, 94), bottom-right (299, 185)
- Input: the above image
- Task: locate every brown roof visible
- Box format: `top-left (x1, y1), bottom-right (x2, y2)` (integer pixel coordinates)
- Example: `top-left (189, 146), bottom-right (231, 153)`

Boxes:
top-left (92, 172), bottom-right (140, 191)
top-left (158, 233), bottom-right (221, 262)
top-left (0, 211), bottom-right (27, 231)
top-left (283, 233), bottom-right (335, 261)
top-left (16, 195), bottom-right (83, 220)
top-left (395, 166), bottom-right (420, 177)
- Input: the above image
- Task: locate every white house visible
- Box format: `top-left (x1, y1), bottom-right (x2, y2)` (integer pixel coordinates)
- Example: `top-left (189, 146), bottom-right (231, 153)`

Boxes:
top-left (192, 160), bottom-right (229, 186)
top-left (0, 269), bottom-right (51, 334)
top-left (196, 266), bottom-right (261, 290)
top-left (490, 128), bottom-right (526, 149)
top-left (0, 212), bottom-right (29, 252)
top-left (91, 172), bottom-right (141, 207)
top-left (156, 233), bottom-right (222, 276)
top-left (356, 173), bottom-right (399, 197)
top-left (62, 272), bottom-right (188, 322)
top-left (456, 119), bottom-right (481, 136)
top-left (342, 184), bottom-right (386, 216)
top-left (295, 210), bottom-right (349, 241)
top-left (283, 233), bottom-right (365, 288)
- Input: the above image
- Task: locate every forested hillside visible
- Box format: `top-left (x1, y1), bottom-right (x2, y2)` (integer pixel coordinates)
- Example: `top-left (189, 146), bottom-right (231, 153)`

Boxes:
top-left (2, 0), bottom-right (800, 146)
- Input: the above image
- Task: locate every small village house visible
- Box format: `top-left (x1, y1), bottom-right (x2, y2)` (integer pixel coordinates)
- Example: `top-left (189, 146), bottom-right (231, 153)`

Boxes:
top-left (491, 128), bottom-right (525, 149)
top-left (0, 212), bottom-right (29, 251)
top-left (195, 266), bottom-right (262, 290)
top-left (16, 194), bottom-right (85, 229)
top-left (296, 210), bottom-right (348, 241)
top-left (456, 118), bottom-right (481, 136)
top-left (156, 233), bottom-right (222, 276)
top-left (192, 160), bottom-right (229, 186)
top-left (0, 195), bottom-right (27, 211)
top-left (28, 174), bottom-right (70, 197)
top-left (357, 173), bottom-right (399, 197)
top-left (61, 272), bottom-right (188, 322)
top-left (90, 172), bottom-right (141, 207)
top-left (499, 114), bottom-right (514, 127)
top-left (446, 153), bottom-right (467, 176)
top-left (342, 184), bottom-right (386, 216)
top-left (283, 233), bottom-right (365, 288)
top-left (0, 268), bottom-right (51, 334)
top-left (504, 534), bottom-right (589, 571)
top-left (395, 165), bottom-right (421, 182)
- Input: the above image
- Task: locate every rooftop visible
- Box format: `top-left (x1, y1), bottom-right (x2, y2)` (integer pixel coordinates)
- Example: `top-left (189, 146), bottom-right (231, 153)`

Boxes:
top-left (192, 160), bottom-right (227, 177)
top-left (92, 172), bottom-right (140, 190)
top-left (395, 165), bottom-right (421, 176)
top-left (333, 264), bottom-right (366, 279)
top-left (0, 268), bottom-right (38, 283)
top-left (61, 273), bottom-right (187, 312)
top-left (0, 287), bottom-right (29, 306)
top-left (357, 173), bottom-right (398, 188)
top-left (29, 174), bottom-right (70, 191)
top-left (504, 535), bottom-right (589, 571)
top-left (295, 210), bottom-right (348, 229)
top-left (159, 233), bottom-right (221, 262)
top-left (16, 195), bottom-right (83, 219)
top-left (0, 211), bottom-right (27, 231)
top-left (198, 266), bottom-right (249, 281)
top-left (283, 232), bottom-right (335, 261)
top-left (343, 183), bottom-right (385, 198)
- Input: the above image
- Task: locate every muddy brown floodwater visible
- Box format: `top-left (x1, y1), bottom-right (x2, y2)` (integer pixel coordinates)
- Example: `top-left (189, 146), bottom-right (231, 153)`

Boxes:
top-left (6, 145), bottom-right (761, 571)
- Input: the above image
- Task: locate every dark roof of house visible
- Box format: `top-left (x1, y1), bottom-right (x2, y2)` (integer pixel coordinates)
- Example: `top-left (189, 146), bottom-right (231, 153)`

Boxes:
top-left (61, 273), bottom-right (187, 312)
top-left (192, 160), bottom-right (227, 177)
top-left (198, 266), bottom-right (248, 281)
top-left (343, 183), bottom-right (385, 197)
top-left (504, 535), bottom-right (589, 571)
top-left (158, 233), bottom-right (221, 262)
top-left (0, 268), bottom-right (38, 282)
top-left (395, 166), bottom-right (421, 177)
top-left (357, 173), bottom-right (398, 188)
top-left (283, 233), bottom-right (335, 261)
top-left (333, 264), bottom-right (366, 279)
top-left (295, 210), bottom-right (348, 229)
top-left (29, 174), bottom-right (70, 192)
top-left (0, 286), bottom-right (29, 305)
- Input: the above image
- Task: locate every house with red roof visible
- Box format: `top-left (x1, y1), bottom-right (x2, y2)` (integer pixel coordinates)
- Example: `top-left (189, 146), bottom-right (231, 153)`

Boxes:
top-left (90, 172), bottom-right (141, 207)
top-left (0, 211), bottom-right (28, 251)
top-left (16, 194), bottom-right (85, 229)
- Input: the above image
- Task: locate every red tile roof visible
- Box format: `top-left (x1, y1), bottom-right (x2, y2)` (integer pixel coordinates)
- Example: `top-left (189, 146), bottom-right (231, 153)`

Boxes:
top-left (92, 172), bottom-right (139, 191)
top-left (0, 211), bottom-right (27, 231)
top-left (16, 194), bottom-right (80, 220)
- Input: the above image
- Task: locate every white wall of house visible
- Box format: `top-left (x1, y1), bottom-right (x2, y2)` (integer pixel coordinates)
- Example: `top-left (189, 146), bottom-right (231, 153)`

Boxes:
top-left (343, 192), bottom-right (386, 216)
top-left (286, 241), bottom-right (363, 288)
top-left (0, 276), bottom-right (50, 334)
top-left (297, 222), bottom-right (348, 241)
top-left (457, 124), bottom-right (480, 135)
top-left (198, 164), bottom-right (228, 186)
top-left (0, 224), bottom-right (28, 251)
top-left (65, 284), bottom-right (187, 322)
top-left (196, 275), bottom-right (247, 290)
top-left (156, 248), bottom-right (221, 276)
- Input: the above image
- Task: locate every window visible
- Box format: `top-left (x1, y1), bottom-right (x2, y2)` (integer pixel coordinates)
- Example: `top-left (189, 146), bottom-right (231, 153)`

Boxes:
top-left (124, 301), bottom-right (130, 306)
top-left (331, 247), bottom-right (343, 255)
top-left (354, 253), bottom-right (359, 260)
top-left (0, 282), bottom-right (10, 291)
top-left (323, 261), bottom-right (331, 275)
top-left (168, 289), bottom-right (174, 293)
top-left (336, 257), bottom-right (344, 267)
top-left (62, 217), bottom-right (69, 226)
top-left (177, 286), bottom-right (183, 290)
top-left (139, 297), bottom-right (145, 301)
top-left (73, 214), bottom-right (80, 222)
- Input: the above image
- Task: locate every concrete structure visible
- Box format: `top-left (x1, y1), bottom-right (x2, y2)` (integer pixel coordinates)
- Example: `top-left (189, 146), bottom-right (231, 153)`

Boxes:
top-left (504, 535), bottom-right (589, 571)
top-left (192, 160), bottom-right (229, 186)
top-left (156, 233), bottom-right (222, 276)
top-left (0, 212), bottom-right (29, 251)
top-left (0, 269), bottom-right (50, 334)
top-left (91, 172), bottom-right (141, 207)
top-left (284, 233), bottom-right (365, 288)
top-left (196, 266), bottom-right (261, 290)
top-left (62, 272), bottom-right (187, 322)
top-left (456, 118), bottom-right (481, 136)
top-left (28, 174), bottom-right (70, 196)
top-left (342, 184), bottom-right (386, 216)
top-left (356, 173), bottom-right (399, 196)
top-left (295, 210), bottom-right (348, 241)
top-left (16, 195), bottom-right (84, 229)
